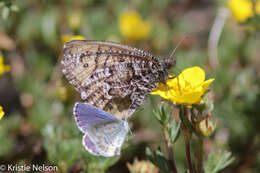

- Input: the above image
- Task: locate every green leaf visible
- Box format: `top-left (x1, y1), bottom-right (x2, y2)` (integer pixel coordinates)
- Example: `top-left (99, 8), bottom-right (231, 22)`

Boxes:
top-left (10, 4), bottom-right (19, 12)
top-left (41, 8), bottom-right (58, 47)
top-left (146, 147), bottom-right (171, 173)
top-left (153, 103), bottom-right (171, 126)
top-left (2, 6), bottom-right (9, 19)
top-left (204, 150), bottom-right (235, 173)
top-left (168, 119), bottom-right (181, 144)
top-left (0, 2), bottom-right (5, 8)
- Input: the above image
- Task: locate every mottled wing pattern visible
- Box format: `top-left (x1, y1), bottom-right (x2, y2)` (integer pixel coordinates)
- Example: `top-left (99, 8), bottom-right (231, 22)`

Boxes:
top-left (62, 40), bottom-right (162, 119)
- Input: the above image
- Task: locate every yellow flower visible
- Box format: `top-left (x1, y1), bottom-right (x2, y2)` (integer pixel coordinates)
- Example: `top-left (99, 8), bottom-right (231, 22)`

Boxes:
top-left (0, 56), bottom-right (10, 76)
top-left (0, 106), bottom-right (4, 121)
top-left (196, 114), bottom-right (217, 137)
top-left (119, 11), bottom-right (151, 41)
top-left (0, 106), bottom-right (4, 130)
top-left (150, 66), bottom-right (215, 105)
top-left (228, 0), bottom-right (260, 22)
top-left (61, 35), bottom-right (86, 44)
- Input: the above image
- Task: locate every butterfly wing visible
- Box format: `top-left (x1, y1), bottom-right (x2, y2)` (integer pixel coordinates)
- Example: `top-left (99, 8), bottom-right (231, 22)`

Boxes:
top-left (73, 102), bottom-right (128, 157)
top-left (73, 102), bottom-right (117, 133)
top-left (62, 40), bottom-right (156, 92)
top-left (83, 120), bottom-right (128, 157)
top-left (62, 40), bottom-right (163, 119)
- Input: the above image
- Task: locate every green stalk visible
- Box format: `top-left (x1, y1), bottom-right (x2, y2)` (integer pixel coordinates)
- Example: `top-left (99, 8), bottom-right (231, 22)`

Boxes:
top-left (164, 126), bottom-right (178, 173)
top-left (197, 138), bottom-right (204, 173)
top-left (184, 132), bottom-right (194, 173)
top-left (180, 105), bottom-right (194, 173)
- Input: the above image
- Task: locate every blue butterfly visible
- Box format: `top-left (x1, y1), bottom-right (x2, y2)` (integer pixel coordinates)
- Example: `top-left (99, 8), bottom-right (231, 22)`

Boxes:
top-left (73, 102), bottom-right (129, 157)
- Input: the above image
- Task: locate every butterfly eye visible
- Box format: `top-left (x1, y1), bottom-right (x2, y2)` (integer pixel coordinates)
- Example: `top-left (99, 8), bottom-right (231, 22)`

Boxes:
top-left (83, 63), bottom-right (88, 68)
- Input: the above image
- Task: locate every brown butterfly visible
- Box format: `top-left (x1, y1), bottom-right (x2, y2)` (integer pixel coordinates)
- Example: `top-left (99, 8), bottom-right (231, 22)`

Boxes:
top-left (61, 40), bottom-right (176, 120)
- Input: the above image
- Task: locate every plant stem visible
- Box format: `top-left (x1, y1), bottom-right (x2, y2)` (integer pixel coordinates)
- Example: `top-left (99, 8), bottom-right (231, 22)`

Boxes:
top-left (185, 136), bottom-right (194, 173)
top-left (181, 105), bottom-right (194, 173)
top-left (168, 141), bottom-right (178, 173)
top-left (238, 32), bottom-right (250, 67)
top-left (197, 138), bottom-right (204, 173)
top-left (164, 128), bottom-right (178, 173)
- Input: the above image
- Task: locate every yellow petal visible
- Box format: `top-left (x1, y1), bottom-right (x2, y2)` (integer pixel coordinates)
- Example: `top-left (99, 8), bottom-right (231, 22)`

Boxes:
top-left (136, 20), bottom-right (151, 39)
top-left (71, 35), bottom-right (86, 40)
top-left (119, 11), bottom-right (140, 39)
top-left (62, 35), bottom-right (86, 44)
top-left (0, 106), bottom-right (4, 120)
top-left (62, 35), bottom-right (71, 44)
top-left (119, 11), bottom-right (150, 40)
top-left (228, 0), bottom-right (253, 22)
top-left (0, 56), bottom-right (10, 75)
top-left (166, 78), bottom-right (178, 88)
top-left (180, 66), bottom-right (205, 87)
top-left (202, 78), bottom-right (215, 89)
top-left (170, 91), bottom-right (203, 104)
top-left (150, 84), bottom-right (172, 100)
top-left (194, 78), bottom-right (215, 93)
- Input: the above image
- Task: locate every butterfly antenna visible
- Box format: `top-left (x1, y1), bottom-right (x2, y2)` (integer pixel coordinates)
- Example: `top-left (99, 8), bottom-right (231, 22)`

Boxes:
top-left (169, 34), bottom-right (189, 59)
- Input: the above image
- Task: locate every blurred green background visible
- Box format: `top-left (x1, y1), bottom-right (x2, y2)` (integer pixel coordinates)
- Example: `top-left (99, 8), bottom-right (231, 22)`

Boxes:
top-left (0, 0), bottom-right (260, 172)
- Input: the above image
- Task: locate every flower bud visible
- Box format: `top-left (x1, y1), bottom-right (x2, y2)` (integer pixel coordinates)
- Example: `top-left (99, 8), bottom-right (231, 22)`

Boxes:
top-left (196, 114), bottom-right (217, 137)
top-left (127, 158), bottom-right (159, 173)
